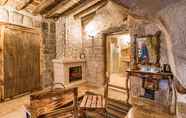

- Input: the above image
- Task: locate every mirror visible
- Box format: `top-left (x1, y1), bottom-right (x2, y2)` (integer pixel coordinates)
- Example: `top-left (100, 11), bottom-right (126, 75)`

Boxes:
top-left (135, 31), bottom-right (161, 66)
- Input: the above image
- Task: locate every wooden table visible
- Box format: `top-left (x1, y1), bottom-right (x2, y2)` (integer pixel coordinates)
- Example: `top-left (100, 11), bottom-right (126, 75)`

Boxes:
top-left (126, 69), bottom-right (176, 114)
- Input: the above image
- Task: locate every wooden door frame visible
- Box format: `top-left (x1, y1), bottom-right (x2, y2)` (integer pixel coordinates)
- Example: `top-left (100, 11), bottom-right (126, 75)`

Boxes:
top-left (102, 25), bottom-right (129, 82)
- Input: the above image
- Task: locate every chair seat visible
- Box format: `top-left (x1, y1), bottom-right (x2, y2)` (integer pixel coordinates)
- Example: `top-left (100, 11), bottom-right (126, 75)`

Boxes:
top-left (80, 95), bottom-right (106, 109)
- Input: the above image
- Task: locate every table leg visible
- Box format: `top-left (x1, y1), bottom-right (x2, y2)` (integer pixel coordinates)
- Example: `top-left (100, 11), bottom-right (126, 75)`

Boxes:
top-left (168, 77), bottom-right (176, 115)
top-left (73, 88), bottom-right (78, 118)
top-left (126, 72), bottom-right (130, 104)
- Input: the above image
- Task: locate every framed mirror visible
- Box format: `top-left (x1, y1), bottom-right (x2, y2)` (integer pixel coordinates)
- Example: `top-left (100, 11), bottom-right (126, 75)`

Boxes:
top-left (134, 31), bottom-right (161, 66)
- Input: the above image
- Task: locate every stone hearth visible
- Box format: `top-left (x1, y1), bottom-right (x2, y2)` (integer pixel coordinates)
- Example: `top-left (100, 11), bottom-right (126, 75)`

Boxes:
top-left (53, 58), bottom-right (86, 87)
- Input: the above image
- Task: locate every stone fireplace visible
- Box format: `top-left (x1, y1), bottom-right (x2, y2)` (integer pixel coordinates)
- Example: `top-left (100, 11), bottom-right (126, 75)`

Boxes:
top-left (53, 58), bottom-right (86, 87)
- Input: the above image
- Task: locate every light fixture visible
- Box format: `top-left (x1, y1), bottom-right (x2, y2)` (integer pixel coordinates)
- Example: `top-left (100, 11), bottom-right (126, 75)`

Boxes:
top-left (84, 21), bottom-right (98, 38)
top-left (120, 34), bottom-right (131, 45)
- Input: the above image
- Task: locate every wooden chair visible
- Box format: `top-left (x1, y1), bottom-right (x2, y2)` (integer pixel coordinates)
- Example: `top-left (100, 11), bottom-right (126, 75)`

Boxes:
top-left (29, 83), bottom-right (79, 118)
top-left (79, 79), bottom-right (109, 118)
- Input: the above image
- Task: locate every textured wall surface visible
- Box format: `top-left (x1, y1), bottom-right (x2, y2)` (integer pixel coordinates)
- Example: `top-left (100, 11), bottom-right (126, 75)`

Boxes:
top-left (156, 1), bottom-right (186, 117)
top-left (0, 3), bottom-right (56, 88)
top-left (0, 3), bottom-right (41, 28)
top-left (128, 16), bottom-right (170, 106)
top-left (122, 0), bottom-right (186, 116)
top-left (56, 1), bottom-right (127, 85)
top-left (40, 20), bottom-right (56, 87)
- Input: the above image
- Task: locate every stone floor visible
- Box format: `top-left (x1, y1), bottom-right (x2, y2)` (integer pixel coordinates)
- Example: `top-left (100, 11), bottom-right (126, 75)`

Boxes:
top-left (0, 82), bottom-right (184, 118)
top-left (125, 106), bottom-right (176, 118)
top-left (110, 73), bottom-right (126, 88)
top-left (0, 82), bottom-right (127, 118)
top-left (0, 96), bottom-right (30, 118)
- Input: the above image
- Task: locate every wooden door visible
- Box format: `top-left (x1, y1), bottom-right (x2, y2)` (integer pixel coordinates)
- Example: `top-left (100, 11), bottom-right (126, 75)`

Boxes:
top-left (3, 26), bottom-right (40, 98)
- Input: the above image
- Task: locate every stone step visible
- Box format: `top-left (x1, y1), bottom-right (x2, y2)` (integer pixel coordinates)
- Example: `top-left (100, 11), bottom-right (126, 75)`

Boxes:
top-left (109, 84), bottom-right (127, 91)
top-left (107, 104), bottom-right (129, 114)
top-left (95, 99), bottom-right (131, 118)
top-left (108, 98), bottom-right (131, 111)
top-left (108, 86), bottom-right (127, 93)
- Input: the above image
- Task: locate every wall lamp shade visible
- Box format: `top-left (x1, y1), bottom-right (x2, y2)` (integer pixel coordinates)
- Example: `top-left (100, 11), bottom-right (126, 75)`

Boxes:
top-left (120, 34), bottom-right (131, 45)
top-left (84, 21), bottom-right (98, 37)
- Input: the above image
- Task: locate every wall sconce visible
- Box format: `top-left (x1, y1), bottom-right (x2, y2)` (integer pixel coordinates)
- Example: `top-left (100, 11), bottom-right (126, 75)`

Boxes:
top-left (84, 21), bottom-right (98, 57)
top-left (84, 21), bottom-right (97, 38)
top-left (120, 34), bottom-right (131, 45)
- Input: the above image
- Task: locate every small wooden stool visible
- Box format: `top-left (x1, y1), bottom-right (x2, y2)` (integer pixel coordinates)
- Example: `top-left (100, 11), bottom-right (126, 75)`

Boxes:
top-left (80, 95), bottom-right (106, 109)
top-left (79, 94), bottom-right (107, 118)
top-left (79, 79), bottom-right (109, 118)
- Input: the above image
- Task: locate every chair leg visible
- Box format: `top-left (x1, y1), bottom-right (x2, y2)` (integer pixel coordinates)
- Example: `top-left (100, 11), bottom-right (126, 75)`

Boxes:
top-left (79, 110), bottom-right (86, 118)
top-left (104, 109), bottom-right (108, 118)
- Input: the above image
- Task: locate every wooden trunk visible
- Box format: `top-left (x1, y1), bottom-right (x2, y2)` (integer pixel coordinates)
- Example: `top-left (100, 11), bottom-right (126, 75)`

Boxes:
top-left (0, 22), bottom-right (41, 101)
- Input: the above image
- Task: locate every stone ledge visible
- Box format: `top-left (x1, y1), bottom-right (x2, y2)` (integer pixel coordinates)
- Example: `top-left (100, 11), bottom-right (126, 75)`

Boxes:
top-left (53, 58), bottom-right (86, 64)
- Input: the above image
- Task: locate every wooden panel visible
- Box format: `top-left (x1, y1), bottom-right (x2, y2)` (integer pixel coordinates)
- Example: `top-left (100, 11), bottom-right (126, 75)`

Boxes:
top-left (91, 96), bottom-right (97, 108)
top-left (102, 96), bottom-right (105, 108)
top-left (86, 95), bottom-right (92, 108)
top-left (97, 96), bottom-right (102, 108)
top-left (80, 95), bottom-right (88, 108)
top-left (3, 26), bottom-right (40, 98)
top-left (0, 26), bottom-right (3, 100)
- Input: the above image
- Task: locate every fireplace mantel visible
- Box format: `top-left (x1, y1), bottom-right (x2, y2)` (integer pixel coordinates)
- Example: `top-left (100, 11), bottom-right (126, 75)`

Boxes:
top-left (53, 58), bottom-right (86, 88)
top-left (53, 58), bottom-right (86, 64)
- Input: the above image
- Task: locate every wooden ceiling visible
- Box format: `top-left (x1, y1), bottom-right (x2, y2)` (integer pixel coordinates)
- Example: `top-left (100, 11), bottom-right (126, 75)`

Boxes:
top-left (0, 0), bottom-right (110, 18)
top-left (0, 0), bottom-right (132, 19)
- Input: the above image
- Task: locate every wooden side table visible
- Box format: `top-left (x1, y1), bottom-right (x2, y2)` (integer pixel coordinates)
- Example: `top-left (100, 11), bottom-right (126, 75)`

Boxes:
top-left (126, 69), bottom-right (176, 114)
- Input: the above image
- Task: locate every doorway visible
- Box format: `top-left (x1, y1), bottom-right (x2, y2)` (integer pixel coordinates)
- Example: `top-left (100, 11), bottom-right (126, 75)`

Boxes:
top-left (106, 33), bottom-right (131, 101)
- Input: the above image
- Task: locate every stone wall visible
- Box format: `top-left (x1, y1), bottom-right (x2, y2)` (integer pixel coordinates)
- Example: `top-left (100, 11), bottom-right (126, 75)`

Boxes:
top-left (156, 1), bottom-right (186, 105)
top-left (125, 0), bottom-right (186, 116)
top-left (56, 1), bottom-right (127, 85)
top-left (40, 19), bottom-right (56, 87)
top-left (0, 4), bottom-right (41, 28)
top-left (156, 1), bottom-right (186, 117)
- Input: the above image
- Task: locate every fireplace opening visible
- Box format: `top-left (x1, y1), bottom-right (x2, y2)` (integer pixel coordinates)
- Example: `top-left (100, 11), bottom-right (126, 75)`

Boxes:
top-left (69, 66), bottom-right (82, 83)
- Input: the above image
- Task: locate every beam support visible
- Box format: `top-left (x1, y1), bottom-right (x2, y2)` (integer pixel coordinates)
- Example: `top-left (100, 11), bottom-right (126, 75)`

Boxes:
top-left (32, 0), bottom-right (61, 15)
top-left (16, 0), bottom-right (33, 11)
top-left (45, 0), bottom-right (81, 18)
top-left (0, 0), bottom-right (8, 5)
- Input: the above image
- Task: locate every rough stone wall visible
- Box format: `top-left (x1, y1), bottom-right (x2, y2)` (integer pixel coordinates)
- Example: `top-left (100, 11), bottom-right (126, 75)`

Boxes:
top-left (0, 2), bottom-right (41, 28)
top-left (156, 1), bottom-right (186, 117)
top-left (124, 0), bottom-right (186, 116)
top-left (56, 17), bottom-right (66, 58)
top-left (157, 1), bottom-right (186, 89)
top-left (40, 19), bottom-right (56, 87)
top-left (56, 1), bottom-right (127, 85)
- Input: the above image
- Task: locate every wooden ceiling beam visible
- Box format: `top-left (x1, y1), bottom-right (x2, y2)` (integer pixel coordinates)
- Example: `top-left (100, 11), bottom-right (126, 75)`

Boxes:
top-left (44, 0), bottom-right (69, 17)
top-left (0, 0), bottom-right (8, 5)
top-left (16, 0), bottom-right (33, 11)
top-left (32, 0), bottom-right (61, 15)
top-left (74, 0), bottom-right (107, 19)
top-left (45, 0), bottom-right (81, 18)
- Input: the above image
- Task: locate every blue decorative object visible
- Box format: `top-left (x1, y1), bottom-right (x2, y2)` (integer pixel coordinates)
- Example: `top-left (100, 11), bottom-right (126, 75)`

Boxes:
top-left (140, 43), bottom-right (149, 62)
